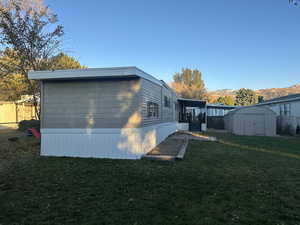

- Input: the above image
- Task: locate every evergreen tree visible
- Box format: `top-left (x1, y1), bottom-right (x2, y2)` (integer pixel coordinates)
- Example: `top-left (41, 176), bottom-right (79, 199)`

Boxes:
top-left (235, 88), bottom-right (257, 106)
top-left (215, 96), bottom-right (235, 106)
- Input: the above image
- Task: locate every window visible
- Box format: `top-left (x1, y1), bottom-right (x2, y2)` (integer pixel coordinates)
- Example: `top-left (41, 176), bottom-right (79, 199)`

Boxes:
top-left (284, 103), bottom-right (291, 116)
top-left (147, 102), bottom-right (159, 118)
top-left (164, 96), bottom-right (171, 108)
top-left (280, 104), bottom-right (284, 116)
top-left (280, 103), bottom-right (291, 116)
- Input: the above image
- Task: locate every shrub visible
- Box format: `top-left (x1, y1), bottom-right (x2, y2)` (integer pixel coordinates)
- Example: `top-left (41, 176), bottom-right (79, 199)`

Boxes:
top-left (18, 120), bottom-right (40, 132)
top-left (280, 124), bottom-right (296, 136)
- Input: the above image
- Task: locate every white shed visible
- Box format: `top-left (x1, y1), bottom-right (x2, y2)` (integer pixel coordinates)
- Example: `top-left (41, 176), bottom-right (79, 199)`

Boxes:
top-left (224, 106), bottom-right (277, 136)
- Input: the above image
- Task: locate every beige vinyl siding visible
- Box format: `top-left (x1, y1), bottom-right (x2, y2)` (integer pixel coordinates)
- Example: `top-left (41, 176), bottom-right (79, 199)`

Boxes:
top-left (140, 78), bottom-right (162, 126)
top-left (140, 79), bottom-right (177, 127)
top-left (42, 78), bottom-right (142, 129)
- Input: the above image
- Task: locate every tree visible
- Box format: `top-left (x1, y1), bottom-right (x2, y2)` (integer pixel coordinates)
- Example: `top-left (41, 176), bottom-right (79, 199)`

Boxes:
top-left (204, 93), bottom-right (217, 103)
top-left (258, 95), bottom-right (264, 103)
top-left (0, 74), bottom-right (28, 101)
top-left (235, 88), bottom-right (257, 106)
top-left (48, 53), bottom-right (86, 70)
top-left (0, 51), bottom-right (84, 101)
top-left (289, 0), bottom-right (300, 6)
top-left (171, 68), bottom-right (206, 99)
top-left (0, 0), bottom-right (64, 118)
top-left (215, 96), bottom-right (235, 106)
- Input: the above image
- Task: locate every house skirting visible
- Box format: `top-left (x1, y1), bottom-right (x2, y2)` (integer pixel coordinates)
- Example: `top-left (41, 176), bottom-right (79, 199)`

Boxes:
top-left (41, 122), bottom-right (189, 159)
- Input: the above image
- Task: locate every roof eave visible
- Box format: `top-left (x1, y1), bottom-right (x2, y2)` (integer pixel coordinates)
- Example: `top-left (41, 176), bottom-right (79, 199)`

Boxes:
top-left (256, 97), bottom-right (300, 106)
top-left (28, 66), bottom-right (163, 86)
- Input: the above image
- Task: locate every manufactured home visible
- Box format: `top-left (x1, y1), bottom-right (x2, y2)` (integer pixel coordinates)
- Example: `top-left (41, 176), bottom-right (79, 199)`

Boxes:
top-left (29, 67), bottom-right (207, 159)
top-left (256, 94), bottom-right (300, 133)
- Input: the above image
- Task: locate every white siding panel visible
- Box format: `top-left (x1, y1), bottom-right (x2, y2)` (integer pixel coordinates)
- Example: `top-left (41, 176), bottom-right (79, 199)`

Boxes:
top-left (291, 101), bottom-right (300, 117)
top-left (177, 123), bottom-right (189, 131)
top-left (41, 122), bottom-right (180, 159)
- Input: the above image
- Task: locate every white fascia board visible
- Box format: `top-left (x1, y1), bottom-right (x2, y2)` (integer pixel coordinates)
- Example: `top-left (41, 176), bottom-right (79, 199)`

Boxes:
top-left (28, 66), bottom-right (163, 86)
top-left (134, 67), bottom-right (163, 86)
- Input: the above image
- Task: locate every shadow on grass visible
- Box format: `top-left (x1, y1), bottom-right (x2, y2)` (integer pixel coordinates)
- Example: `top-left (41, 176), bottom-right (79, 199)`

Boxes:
top-left (218, 139), bottom-right (300, 160)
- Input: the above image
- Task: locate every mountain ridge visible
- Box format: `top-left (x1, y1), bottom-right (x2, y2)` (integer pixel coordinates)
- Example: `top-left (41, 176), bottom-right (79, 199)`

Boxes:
top-left (208, 83), bottom-right (300, 101)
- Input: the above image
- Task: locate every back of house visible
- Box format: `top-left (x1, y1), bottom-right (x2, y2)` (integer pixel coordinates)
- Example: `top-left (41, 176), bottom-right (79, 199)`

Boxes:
top-left (29, 67), bottom-right (183, 159)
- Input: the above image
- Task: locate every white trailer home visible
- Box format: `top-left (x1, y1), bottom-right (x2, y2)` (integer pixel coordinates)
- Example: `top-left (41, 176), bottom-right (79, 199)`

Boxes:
top-left (256, 94), bottom-right (300, 133)
top-left (29, 67), bottom-right (199, 159)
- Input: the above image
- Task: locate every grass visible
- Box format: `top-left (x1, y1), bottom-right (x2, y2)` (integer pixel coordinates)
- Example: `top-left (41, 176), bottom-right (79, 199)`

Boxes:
top-left (0, 130), bottom-right (300, 225)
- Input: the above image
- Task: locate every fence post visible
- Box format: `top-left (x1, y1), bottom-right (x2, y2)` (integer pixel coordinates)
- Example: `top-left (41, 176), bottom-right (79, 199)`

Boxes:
top-left (15, 103), bottom-right (18, 123)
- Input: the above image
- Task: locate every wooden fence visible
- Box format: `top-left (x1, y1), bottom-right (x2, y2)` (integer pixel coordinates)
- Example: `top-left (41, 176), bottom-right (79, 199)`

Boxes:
top-left (0, 101), bottom-right (37, 128)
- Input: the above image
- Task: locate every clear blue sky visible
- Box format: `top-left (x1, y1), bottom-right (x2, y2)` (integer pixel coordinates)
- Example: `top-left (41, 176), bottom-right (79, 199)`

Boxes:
top-left (46, 0), bottom-right (300, 91)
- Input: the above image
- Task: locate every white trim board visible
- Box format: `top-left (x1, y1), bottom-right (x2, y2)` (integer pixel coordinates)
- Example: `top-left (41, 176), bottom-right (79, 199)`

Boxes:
top-left (41, 122), bottom-right (188, 159)
top-left (28, 66), bottom-right (163, 86)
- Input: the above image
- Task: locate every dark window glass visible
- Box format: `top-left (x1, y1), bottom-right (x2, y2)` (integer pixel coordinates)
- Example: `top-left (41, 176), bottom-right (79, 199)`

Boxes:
top-left (284, 103), bottom-right (291, 116)
top-left (147, 102), bottom-right (159, 118)
top-left (164, 96), bottom-right (170, 108)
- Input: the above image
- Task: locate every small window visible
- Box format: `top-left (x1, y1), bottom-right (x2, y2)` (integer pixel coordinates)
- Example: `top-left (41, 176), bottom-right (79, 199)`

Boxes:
top-left (280, 104), bottom-right (284, 116)
top-left (284, 103), bottom-right (291, 116)
top-left (164, 96), bottom-right (171, 108)
top-left (147, 102), bottom-right (159, 118)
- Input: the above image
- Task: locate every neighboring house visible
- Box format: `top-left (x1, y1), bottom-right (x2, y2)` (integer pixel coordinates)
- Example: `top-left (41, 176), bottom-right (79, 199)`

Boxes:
top-left (256, 94), bottom-right (300, 130)
top-left (29, 67), bottom-right (205, 159)
top-left (207, 104), bottom-right (237, 117)
top-left (206, 104), bottom-right (237, 130)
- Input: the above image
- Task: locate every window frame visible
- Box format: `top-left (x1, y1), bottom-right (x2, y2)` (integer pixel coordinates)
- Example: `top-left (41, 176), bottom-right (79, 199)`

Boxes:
top-left (147, 101), bottom-right (159, 118)
top-left (284, 103), bottom-right (291, 116)
top-left (164, 96), bottom-right (171, 108)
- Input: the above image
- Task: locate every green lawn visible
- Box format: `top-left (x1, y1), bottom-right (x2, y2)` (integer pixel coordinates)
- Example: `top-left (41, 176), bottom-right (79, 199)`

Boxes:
top-left (0, 130), bottom-right (300, 225)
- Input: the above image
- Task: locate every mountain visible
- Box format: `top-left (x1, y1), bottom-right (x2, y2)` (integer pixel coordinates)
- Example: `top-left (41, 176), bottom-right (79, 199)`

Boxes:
top-left (208, 83), bottom-right (300, 102)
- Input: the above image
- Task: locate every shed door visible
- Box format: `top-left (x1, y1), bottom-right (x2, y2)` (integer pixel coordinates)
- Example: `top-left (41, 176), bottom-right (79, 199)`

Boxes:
top-left (243, 115), bottom-right (265, 136)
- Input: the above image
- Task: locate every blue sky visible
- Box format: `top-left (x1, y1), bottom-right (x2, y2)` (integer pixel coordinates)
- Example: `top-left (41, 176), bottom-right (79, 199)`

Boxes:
top-left (46, 0), bottom-right (300, 91)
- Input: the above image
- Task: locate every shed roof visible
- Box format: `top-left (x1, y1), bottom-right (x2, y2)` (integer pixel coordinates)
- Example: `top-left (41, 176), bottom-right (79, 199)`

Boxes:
top-left (225, 106), bottom-right (276, 117)
top-left (28, 66), bottom-right (163, 86)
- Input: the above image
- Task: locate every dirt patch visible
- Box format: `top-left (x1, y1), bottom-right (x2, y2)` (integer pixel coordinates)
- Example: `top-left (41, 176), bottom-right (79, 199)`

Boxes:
top-left (147, 137), bottom-right (185, 156)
